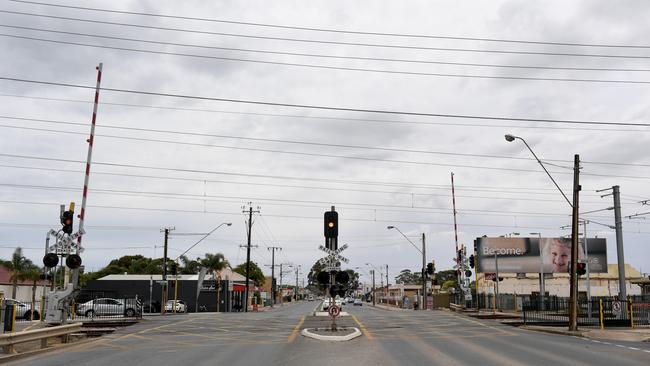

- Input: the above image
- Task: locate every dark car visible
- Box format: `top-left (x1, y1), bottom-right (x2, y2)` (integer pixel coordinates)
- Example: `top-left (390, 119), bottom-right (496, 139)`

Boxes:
top-left (143, 300), bottom-right (161, 313)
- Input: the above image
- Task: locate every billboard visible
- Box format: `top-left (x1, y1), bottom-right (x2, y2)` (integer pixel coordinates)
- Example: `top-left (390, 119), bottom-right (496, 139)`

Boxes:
top-left (475, 237), bottom-right (607, 274)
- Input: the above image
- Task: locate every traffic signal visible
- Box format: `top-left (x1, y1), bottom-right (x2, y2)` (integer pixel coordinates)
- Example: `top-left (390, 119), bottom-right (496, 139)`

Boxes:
top-left (317, 271), bottom-right (330, 285)
top-left (324, 211), bottom-right (338, 238)
top-left (43, 253), bottom-right (59, 268)
top-left (457, 249), bottom-right (462, 262)
top-left (170, 262), bottom-right (178, 276)
top-left (469, 255), bottom-right (475, 269)
top-left (335, 270), bottom-right (350, 284)
top-left (576, 262), bottom-right (586, 276)
top-left (426, 263), bottom-right (433, 275)
top-left (66, 254), bottom-right (82, 269)
top-left (60, 210), bottom-right (74, 234)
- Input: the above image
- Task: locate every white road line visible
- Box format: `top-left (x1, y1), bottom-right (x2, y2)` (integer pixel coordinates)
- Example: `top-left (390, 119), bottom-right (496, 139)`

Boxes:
top-left (627, 347), bottom-right (640, 351)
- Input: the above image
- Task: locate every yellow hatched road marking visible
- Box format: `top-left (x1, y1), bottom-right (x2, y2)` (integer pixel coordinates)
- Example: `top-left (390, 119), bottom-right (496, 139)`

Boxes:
top-left (351, 314), bottom-right (373, 340)
top-left (287, 316), bottom-right (305, 343)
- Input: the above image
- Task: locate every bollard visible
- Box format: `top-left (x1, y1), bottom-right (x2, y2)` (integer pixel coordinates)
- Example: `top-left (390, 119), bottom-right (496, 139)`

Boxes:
top-left (11, 304), bottom-right (17, 333)
top-left (629, 299), bottom-right (634, 329)
top-left (599, 299), bottom-right (604, 330)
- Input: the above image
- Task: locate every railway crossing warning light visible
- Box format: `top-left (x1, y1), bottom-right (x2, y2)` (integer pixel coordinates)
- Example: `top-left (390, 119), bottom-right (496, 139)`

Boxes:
top-left (43, 253), bottom-right (59, 268)
top-left (576, 262), bottom-right (586, 276)
top-left (324, 211), bottom-right (338, 238)
top-left (469, 255), bottom-right (475, 269)
top-left (66, 254), bottom-right (82, 269)
top-left (426, 263), bottom-right (434, 275)
top-left (170, 262), bottom-right (178, 276)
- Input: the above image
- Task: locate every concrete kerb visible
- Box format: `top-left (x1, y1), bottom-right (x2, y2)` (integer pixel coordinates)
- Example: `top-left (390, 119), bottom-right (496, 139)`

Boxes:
top-left (371, 303), bottom-right (409, 312)
top-left (521, 325), bottom-right (650, 342)
top-left (301, 327), bottom-right (362, 341)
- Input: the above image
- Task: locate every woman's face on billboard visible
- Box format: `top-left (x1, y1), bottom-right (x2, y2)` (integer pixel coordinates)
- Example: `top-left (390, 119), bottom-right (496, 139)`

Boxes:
top-left (550, 242), bottom-right (570, 272)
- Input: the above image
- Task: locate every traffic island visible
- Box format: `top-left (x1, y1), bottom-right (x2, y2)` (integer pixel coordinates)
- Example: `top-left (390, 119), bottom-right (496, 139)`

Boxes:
top-left (301, 327), bottom-right (362, 341)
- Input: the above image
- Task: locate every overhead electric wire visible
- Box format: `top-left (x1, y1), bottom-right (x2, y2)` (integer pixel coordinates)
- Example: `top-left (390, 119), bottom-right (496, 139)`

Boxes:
top-left (5, 33), bottom-right (650, 84)
top-left (4, 24), bottom-right (650, 73)
top-left (0, 184), bottom-right (628, 221)
top-left (2, 76), bottom-right (650, 128)
top-left (2, 152), bottom-right (650, 189)
top-left (0, 93), bottom-right (643, 133)
top-left (4, 9), bottom-right (650, 60)
top-left (10, 0), bottom-right (650, 50)
top-left (2, 115), bottom-right (649, 168)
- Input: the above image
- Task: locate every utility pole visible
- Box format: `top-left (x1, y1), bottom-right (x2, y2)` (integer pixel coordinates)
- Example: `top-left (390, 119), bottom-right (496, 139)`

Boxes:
top-left (596, 186), bottom-right (626, 299)
top-left (160, 227), bottom-right (174, 315)
top-left (385, 264), bottom-right (389, 298)
top-left (451, 172), bottom-right (461, 291)
top-left (568, 154), bottom-right (581, 331)
top-left (243, 203), bottom-right (260, 312)
top-left (494, 252), bottom-right (500, 311)
top-left (422, 233), bottom-right (426, 311)
top-left (295, 265), bottom-right (300, 300)
top-left (267, 246), bottom-right (282, 307)
top-left (371, 269), bottom-right (376, 306)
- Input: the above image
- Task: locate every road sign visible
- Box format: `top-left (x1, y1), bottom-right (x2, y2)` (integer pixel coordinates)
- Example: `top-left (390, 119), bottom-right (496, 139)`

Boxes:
top-left (328, 305), bottom-right (341, 317)
top-left (612, 301), bottom-right (622, 316)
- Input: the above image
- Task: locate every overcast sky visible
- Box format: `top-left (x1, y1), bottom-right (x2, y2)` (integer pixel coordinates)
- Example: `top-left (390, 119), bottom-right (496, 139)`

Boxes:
top-left (1, 0), bottom-right (649, 286)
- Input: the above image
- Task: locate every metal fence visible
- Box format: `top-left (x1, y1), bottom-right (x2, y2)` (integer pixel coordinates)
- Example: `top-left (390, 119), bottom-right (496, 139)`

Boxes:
top-left (522, 297), bottom-right (650, 327)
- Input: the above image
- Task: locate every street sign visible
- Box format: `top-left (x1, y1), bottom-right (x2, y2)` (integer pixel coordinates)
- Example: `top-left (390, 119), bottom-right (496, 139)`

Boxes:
top-left (612, 301), bottom-right (622, 316)
top-left (323, 266), bottom-right (340, 272)
top-left (328, 305), bottom-right (341, 317)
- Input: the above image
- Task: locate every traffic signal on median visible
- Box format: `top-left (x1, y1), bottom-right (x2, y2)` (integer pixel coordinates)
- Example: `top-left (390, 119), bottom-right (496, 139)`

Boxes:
top-left (324, 211), bottom-right (338, 238)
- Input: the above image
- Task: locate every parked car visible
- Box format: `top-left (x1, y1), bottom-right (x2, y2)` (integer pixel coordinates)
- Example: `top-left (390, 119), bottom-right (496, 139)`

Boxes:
top-left (76, 298), bottom-right (140, 318)
top-left (165, 300), bottom-right (187, 313)
top-left (2, 299), bottom-right (40, 320)
top-left (335, 298), bottom-right (343, 307)
top-left (353, 299), bottom-right (363, 306)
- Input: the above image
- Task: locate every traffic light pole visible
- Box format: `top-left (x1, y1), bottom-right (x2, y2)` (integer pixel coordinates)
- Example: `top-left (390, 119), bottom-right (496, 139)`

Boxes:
top-left (421, 233), bottom-right (426, 311)
top-left (161, 227), bottom-right (172, 315)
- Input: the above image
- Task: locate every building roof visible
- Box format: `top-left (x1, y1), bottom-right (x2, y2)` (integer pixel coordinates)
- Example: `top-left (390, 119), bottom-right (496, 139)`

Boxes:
top-left (0, 265), bottom-right (48, 286)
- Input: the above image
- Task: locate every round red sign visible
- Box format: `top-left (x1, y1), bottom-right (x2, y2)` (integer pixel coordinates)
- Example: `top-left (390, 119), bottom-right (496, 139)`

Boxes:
top-left (328, 305), bottom-right (340, 317)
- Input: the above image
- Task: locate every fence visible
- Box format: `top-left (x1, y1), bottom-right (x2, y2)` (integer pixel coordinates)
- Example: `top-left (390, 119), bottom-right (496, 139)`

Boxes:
top-left (522, 297), bottom-right (650, 328)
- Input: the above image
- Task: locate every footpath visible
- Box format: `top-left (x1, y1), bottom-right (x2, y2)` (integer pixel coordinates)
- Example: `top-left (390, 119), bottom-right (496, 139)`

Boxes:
top-left (521, 325), bottom-right (650, 342)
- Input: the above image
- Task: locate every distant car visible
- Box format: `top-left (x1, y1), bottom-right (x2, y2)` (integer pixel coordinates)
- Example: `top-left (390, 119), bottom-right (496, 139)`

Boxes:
top-left (76, 298), bottom-right (140, 318)
top-left (2, 299), bottom-right (40, 320)
top-left (334, 298), bottom-right (343, 307)
top-left (165, 300), bottom-right (187, 313)
top-left (322, 298), bottom-right (331, 311)
top-left (353, 299), bottom-right (363, 306)
top-left (308, 295), bottom-right (314, 301)
top-left (347, 297), bottom-right (354, 303)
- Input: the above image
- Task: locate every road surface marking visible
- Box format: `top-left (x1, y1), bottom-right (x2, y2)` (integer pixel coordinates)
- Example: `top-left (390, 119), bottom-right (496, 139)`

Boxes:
top-left (351, 314), bottom-right (373, 340)
top-left (287, 315), bottom-right (305, 343)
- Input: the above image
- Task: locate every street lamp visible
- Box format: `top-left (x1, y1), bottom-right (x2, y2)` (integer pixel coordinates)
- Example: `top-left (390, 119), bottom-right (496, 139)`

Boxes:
top-left (506, 133), bottom-right (580, 331)
top-left (387, 226), bottom-right (426, 310)
top-left (504, 134), bottom-right (571, 206)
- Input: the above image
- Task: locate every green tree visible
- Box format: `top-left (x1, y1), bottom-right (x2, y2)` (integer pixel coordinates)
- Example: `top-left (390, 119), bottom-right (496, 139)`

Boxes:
top-left (2, 247), bottom-right (35, 299)
top-left (232, 261), bottom-right (265, 286)
top-left (201, 253), bottom-right (230, 282)
top-left (395, 269), bottom-right (423, 285)
top-left (179, 255), bottom-right (201, 274)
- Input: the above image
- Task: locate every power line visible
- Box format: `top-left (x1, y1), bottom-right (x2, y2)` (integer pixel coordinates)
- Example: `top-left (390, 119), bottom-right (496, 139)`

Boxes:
top-left (0, 93), bottom-right (642, 133)
top-left (3, 151), bottom-right (650, 181)
top-left (4, 9), bottom-right (650, 60)
top-left (10, 0), bottom-right (650, 50)
top-left (4, 24), bottom-right (650, 73)
top-left (3, 115), bottom-right (649, 168)
top-left (3, 33), bottom-right (650, 85)
top-left (2, 76), bottom-right (650, 128)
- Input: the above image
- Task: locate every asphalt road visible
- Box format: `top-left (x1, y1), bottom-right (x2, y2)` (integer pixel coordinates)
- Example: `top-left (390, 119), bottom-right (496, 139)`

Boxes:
top-left (13, 301), bottom-right (650, 366)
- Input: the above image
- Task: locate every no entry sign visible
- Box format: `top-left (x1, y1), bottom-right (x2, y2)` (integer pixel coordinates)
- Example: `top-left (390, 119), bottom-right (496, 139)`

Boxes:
top-left (328, 305), bottom-right (341, 317)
